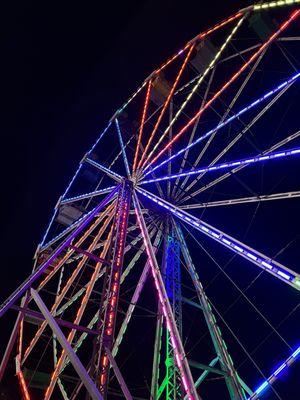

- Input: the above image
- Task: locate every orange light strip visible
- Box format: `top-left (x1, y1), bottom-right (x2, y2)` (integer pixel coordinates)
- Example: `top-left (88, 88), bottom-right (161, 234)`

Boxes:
top-left (138, 43), bottom-right (195, 171)
top-left (44, 222), bottom-right (113, 400)
top-left (23, 204), bottom-right (114, 364)
top-left (133, 79), bottom-right (152, 173)
top-left (17, 370), bottom-right (31, 400)
top-left (144, 9), bottom-right (300, 171)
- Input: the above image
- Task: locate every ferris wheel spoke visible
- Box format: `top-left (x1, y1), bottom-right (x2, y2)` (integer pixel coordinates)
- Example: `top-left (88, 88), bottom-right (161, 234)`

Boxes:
top-left (140, 146), bottom-right (300, 185)
top-left (175, 50), bottom-right (266, 202)
top-left (115, 118), bottom-right (131, 178)
top-left (179, 77), bottom-right (294, 203)
top-left (142, 70), bottom-right (300, 181)
top-left (133, 79), bottom-right (152, 173)
top-left (133, 191), bottom-right (201, 400)
top-left (171, 68), bottom-right (216, 200)
top-left (137, 187), bottom-right (300, 291)
top-left (60, 186), bottom-right (116, 205)
top-left (180, 190), bottom-right (300, 209)
top-left (85, 157), bottom-right (123, 182)
top-left (137, 43), bottom-right (195, 171)
top-left (144, 15), bottom-right (246, 173)
top-left (185, 128), bottom-right (300, 202)
top-left (142, 10), bottom-right (300, 173)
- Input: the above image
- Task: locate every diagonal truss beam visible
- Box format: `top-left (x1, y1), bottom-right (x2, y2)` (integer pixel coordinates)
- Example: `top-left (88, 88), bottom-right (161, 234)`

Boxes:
top-left (137, 187), bottom-right (300, 290)
top-left (180, 190), bottom-right (300, 209)
top-left (0, 186), bottom-right (120, 319)
top-left (133, 192), bottom-right (200, 400)
top-left (30, 289), bottom-right (103, 400)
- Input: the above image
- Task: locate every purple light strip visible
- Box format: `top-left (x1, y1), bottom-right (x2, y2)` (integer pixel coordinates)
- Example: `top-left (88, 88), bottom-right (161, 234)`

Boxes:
top-left (142, 72), bottom-right (300, 178)
top-left (0, 186), bottom-right (120, 318)
top-left (248, 345), bottom-right (300, 400)
top-left (137, 187), bottom-right (300, 290)
top-left (140, 147), bottom-right (300, 184)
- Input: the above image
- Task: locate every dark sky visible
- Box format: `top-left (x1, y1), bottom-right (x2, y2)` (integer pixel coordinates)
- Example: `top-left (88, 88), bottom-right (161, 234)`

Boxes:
top-left (0, 1), bottom-right (299, 399)
top-left (1, 0), bottom-right (252, 296)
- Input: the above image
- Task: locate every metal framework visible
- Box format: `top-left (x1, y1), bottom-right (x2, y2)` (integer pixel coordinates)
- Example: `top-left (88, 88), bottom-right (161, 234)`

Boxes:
top-left (0, 2), bottom-right (300, 400)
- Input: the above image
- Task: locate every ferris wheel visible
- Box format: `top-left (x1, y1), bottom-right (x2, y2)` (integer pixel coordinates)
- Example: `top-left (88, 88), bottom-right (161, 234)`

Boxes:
top-left (0, 1), bottom-right (300, 399)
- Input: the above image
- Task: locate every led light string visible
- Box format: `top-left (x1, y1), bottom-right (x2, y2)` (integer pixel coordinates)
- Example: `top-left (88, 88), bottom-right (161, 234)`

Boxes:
top-left (133, 79), bottom-right (152, 172)
top-left (137, 187), bottom-right (300, 290)
top-left (143, 10), bottom-right (300, 172)
top-left (138, 44), bottom-right (195, 171)
top-left (142, 71), bottom-right (300, 178)
top-left (140, 147), bottom-right (300, 184)
top-left (141, 15), bottom-right (246, 170)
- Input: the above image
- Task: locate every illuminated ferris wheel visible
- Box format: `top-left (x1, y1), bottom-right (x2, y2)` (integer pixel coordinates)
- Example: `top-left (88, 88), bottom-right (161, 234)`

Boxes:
top-left (0, 1), bottom-right (300, 399)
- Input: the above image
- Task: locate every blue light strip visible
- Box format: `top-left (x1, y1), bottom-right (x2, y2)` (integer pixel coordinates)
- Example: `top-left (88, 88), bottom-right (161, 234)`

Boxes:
top-left (248, 345), bottom-right (300, 400)
top-left (140, 148), bottom-right (300, 184)
top-left (142, 72), bottom-right (300, 178)
top-left (88, 120), bottom-right (112, 154)
top-left (61, 186), bottom-right (116, 205)
top-left (137, 187), bottom-right (300, 290)
top-left (85, 158), bottom-right (123, 181)
top-left (115, 119), bottom-right (131, 178)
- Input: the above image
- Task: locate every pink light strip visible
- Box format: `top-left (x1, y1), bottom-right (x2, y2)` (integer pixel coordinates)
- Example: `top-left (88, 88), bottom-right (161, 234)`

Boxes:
top-left (138, 43), bottom-right (195, 171)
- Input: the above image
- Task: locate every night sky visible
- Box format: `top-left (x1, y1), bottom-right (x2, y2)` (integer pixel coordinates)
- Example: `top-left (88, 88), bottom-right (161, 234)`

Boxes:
top-left (0, 1), bottom-right (299, 399)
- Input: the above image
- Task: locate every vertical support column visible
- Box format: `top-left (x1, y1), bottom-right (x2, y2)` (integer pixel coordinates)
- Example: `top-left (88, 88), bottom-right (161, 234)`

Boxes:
top-left (173, 221), bottom-right (246, 400)
top-left (165, 231), bottom-right (182, 400)
top-left (93, 180), bottom-right (132, 398)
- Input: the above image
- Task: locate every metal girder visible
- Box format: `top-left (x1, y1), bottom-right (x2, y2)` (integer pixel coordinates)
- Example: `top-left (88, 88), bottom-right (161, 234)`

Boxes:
top-left (30, 289), bottom-right (103, 400)
top-left (0, 186), bottom-right (119, 320)
top-left (93, 180), bottom-right (132, 398)
top-left (180, 190), bottom-right (300, 209)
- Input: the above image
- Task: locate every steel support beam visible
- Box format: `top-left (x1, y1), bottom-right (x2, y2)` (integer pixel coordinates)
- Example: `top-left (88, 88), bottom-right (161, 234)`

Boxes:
top-left (0, 186), bottom-right (119, 319)
top-left (93, 180), bottom-right (132, 398)
top-left (30, 288), bottom-right (103, 400)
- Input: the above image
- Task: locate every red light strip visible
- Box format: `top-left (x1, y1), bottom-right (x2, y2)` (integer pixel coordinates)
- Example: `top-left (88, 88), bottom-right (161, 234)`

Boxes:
top-left (133, 79), bottom-right (152, 173)
top-left (144, 9), bottom-right (300, 172)
top-left (99, 186), bottom-right (131, 393)
top-left (138, 44), bottom-right (195, 171)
